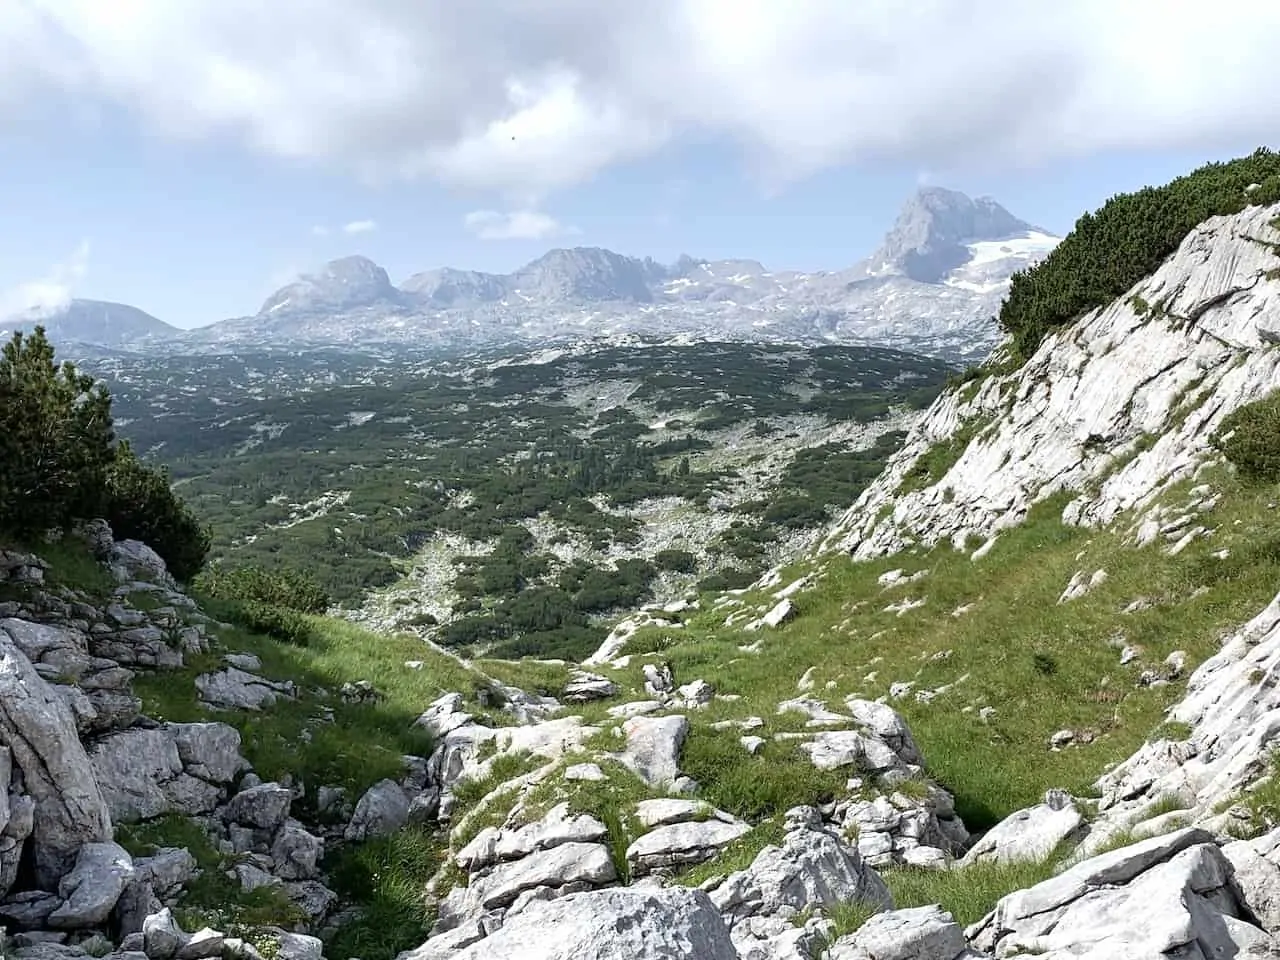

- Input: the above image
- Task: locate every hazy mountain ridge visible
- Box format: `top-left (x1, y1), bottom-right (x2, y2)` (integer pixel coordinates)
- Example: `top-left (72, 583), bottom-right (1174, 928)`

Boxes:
top-left (0, 298), bottom-right (179, 349)
top-left (13, 188), bottom-right (1061, 362)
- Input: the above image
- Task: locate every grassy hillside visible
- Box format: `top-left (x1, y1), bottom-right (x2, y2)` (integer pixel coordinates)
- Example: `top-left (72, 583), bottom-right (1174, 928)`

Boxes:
top-left (424, 457), bottom-right (1280, 938)
top-left (12, 445), bottom-right (1279, 960)
top-left (534, 466), bottom-right (1277, 825)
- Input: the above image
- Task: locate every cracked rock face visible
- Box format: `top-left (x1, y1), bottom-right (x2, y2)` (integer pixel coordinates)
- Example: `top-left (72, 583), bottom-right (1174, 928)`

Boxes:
top-left (89, 724), bottom-right (246, 824)
top-left (825, 905), bottom-right (975, 960)
top-left (435, 840), bottom-right (616, 932)
top-left (403, 885), bottom-right (740, 960)
top-left (108, 540), bottom-right (175, 588)
top-left (195, 667), bottom-right (295, 711)
top-left (1222, 827), bottom-right (1280, 936)
top-left (344, 779), bottom-right (411, 843)
top-left (960, 790), bottom-right (1085, 868)
top-left (613, 714), bottom-right (690, 789)
top-left (47, 841), bottom-right (134, 929)
top-left (0, 625), bottom-right (113, 889)
top-left (1082, 589), bottom-right (1280, 847)
top-left (625, 800), bottom-right (750, 876)
top-left (969, 828), bottom-right (1279, 958)
top-left (709, 806), bottom-right (892, 958)
top-left (421, 694), bottom-right (596, 809)
top-left (431, 802), bottom-right (618, 939)
top-left (777, 697), bottom-right (968, 868)
top-left (562, 670), bottom-right (618, 703)
top-left (822, 200), bottom-right (1280, 561)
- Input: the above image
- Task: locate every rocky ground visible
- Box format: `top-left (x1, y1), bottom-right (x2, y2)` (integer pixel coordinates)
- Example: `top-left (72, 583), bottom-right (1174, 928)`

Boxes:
top-left (0, 529), bottom-right (330, 960)
top-left (4, 508), bottom-right (1280, 960)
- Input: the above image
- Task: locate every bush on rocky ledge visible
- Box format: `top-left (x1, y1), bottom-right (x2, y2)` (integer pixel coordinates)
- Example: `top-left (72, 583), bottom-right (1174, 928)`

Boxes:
top-left (104, 440), bottom-right (212, 582)
top-left (1000, 147), bottom-right (1280, 360)
top-left (196, 562), bottom-right (331, 614)
top-left (1212, 389), bottom-right (1280, 484)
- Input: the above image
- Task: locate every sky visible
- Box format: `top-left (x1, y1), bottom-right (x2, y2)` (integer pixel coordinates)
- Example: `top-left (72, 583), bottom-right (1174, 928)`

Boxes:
top-left (2, 1), bottom-right (1280, 330)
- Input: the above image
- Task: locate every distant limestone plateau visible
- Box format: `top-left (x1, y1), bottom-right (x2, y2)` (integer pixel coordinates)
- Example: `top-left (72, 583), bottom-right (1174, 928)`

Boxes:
top-left (3, 150), bottom-right (1280, 960)
top-left (7, 187), bottom-right (1060, 363)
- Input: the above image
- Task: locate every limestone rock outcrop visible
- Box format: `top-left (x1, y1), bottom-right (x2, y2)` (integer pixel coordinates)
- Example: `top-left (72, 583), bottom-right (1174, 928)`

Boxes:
top-left (821, 200), bottom-right (1280, 562)
top-left (0, 623), bottom-right (113, 889)
top-left (969, 828), bottom-right (1279, 958)
top-left (709, 806), bottom-right (892, 960)
top-left (1082, 588), bottom-right (1280, 849)
top-left (399, 885), bottom-right (740, 960)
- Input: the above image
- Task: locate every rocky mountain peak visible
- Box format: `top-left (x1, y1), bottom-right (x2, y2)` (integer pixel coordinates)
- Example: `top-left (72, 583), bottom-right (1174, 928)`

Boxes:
top-left (259, 255), bottom-right (401, 316)
top-left (179, 186), bottom-right (1056, 359)
top-left (399, 267), bottom-right (508, 307)
top-left (872, 186), bottom-right (1045, 283)
top-left (671, 253), bottom-right (706, 276)
top-left (319, 254), bottom-right (392, 286)
top-left (0, 299), bottom-right (177, 348)
top-left (511, 246), bottom-right (660, 303)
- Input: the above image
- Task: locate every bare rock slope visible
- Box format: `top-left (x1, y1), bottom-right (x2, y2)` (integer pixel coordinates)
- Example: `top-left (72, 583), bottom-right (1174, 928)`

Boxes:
top-left (822, 201), bottom-right (1280, 559)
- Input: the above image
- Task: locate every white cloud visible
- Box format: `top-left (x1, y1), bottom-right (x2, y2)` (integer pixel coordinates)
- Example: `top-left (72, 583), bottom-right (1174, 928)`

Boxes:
top-left (342, 219), bottom-right (377, 234)
top-left (3, 1), bottom-right (1280, 197)
top-left (311, 225), bottom-right (330, 237)
top-left (0, 241), bottom-right (90, 321)
top-left (463, 209), bottom-right (574, 241)
top-left (265, 264), bottom-right (303, 292)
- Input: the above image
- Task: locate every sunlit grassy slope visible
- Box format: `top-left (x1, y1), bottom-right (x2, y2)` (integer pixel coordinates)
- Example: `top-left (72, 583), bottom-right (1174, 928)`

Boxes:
top-left (565, 466), bottom-right (1280, 831)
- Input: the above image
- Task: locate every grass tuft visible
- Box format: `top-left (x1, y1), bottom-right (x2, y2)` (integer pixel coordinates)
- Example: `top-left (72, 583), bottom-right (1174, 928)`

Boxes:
top-left (324, 826), bottom-right (444, 960)
top-left (883, 853), bottom-right (1065, 927)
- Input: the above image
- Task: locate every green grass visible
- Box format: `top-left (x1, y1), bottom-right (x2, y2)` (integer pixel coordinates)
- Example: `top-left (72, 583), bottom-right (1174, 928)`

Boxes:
top-left (676, 818), bottom-right (785, 887)
top-left (126, 589), bottom-right (169, 612)
top-left (1244, 753), bottom-right (1280, 835)
top-left (449, 750), bottom-right (542, 809)
top-left (883, 853), bottom-right (1065, 927)
top-left (451, 784), bottom-right (523, 849)
top-left (598, 800), bottom-right (636, 885)
top-left (1083, 797), bottom-right (1194, 857)
top-left (680, 728), bottom-right (851, 821)
top-left (12, 535), bottom-right (117, 597)
top-left (324, 825), bottom-right (444, 960)
top-left (1144, 793), bottom-right (1192, 819)
top-left (598, 469), bottom-right (1280, 833)
top-left (132, 597), bottom-right (502, 804)
top-left (825, 900), bottom-right (883, 938)
top-left (475, 657), bottom-right (573, 699)
top-left (1149, 720), bottom-right (1194, 742)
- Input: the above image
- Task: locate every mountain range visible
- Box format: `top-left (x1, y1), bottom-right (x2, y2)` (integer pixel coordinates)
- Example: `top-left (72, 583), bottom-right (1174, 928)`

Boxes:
top-left (0, 299), bottom-right (176, 348)
top-left (3, 187), bottom-right (1061, 363)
